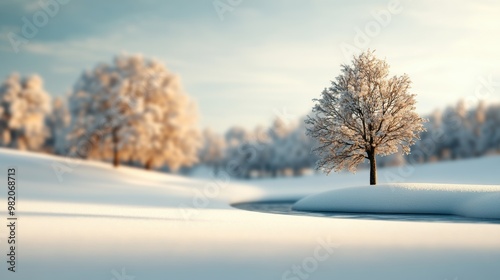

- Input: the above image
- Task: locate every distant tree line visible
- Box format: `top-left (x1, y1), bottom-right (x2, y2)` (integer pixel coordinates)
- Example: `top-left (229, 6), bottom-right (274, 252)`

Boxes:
top-left (199, 100), bottom-right (500, 179)
top-left (199, 118), bottom-right (317, 178)
top-left (409, 100), bottom-right (500, 163)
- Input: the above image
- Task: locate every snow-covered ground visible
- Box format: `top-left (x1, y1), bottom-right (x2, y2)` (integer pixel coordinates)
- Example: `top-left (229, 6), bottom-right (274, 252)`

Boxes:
top-left (1, 148), bottom-right (500, 279)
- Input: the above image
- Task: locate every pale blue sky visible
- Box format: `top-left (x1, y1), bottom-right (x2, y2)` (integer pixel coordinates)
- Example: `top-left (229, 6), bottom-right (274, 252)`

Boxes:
top-left (1, 0), bottom-right (499, 132)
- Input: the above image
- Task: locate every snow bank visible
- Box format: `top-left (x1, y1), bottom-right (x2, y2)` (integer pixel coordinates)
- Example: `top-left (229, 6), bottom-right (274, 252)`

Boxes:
top-left (293, 184), bottom-right (500, 219)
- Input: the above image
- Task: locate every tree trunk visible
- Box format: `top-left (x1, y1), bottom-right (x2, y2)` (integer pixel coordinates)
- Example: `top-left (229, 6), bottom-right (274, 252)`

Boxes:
top-left (145, 158), bottom-right (153, 170)
top-left (112, 128), bottom-right (119, 167)
top-left (368, 151), bottom-right (377, 185)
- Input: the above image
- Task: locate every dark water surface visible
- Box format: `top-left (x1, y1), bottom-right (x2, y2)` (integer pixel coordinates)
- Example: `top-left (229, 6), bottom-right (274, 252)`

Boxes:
top-left (232, 201), bottom-right (500, 224)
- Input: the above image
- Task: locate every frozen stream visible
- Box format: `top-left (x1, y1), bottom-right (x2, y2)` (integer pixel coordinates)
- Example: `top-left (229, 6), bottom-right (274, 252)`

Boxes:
top-left (232, 201), bottom-right (500, 224)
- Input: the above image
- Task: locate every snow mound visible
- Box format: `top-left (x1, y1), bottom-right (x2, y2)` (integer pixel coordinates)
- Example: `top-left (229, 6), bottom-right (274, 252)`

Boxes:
top-left (292, 183), bottom-right (500, 219)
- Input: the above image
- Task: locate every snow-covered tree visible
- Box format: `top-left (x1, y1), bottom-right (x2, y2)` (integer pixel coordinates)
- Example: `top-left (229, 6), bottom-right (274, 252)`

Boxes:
top-left (199, 128), bottom-right (226, 174)
top-left (472, 101), bottom-right (487, 156)
top-left (68, 54), bottom-right (200, 170)
top-left (0, 73), bottom-right (51, 151)
top-left (306, 51), bottom-right (425, 185)
top-left (249, 125), bottom-right (272, 176)
top-left (268, 117), bottom-right (294, 176)
top-left (224, 126), bottom-right (254, 178)
top-left (46, 96), bottom-right (71, 154)
top-left (286, 120), bottom-right (317, 176)
top-left (441, 100), bottom-right (477, 159)
top-left (482, 104), bottom-right (500, 153)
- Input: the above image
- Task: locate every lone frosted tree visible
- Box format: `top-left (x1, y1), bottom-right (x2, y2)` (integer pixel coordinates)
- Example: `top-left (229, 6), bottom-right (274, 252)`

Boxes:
top-left (306, 51), bottom-right (425, 185)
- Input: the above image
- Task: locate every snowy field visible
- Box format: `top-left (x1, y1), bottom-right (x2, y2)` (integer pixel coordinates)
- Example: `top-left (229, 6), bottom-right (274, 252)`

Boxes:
top-left (1, 148), bottom-right (500, 280)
